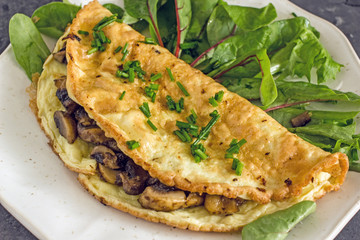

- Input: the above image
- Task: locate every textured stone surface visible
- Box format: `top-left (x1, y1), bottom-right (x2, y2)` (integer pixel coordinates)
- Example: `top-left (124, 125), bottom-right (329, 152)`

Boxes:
top-left (0, 0), bottom-right (359, 239)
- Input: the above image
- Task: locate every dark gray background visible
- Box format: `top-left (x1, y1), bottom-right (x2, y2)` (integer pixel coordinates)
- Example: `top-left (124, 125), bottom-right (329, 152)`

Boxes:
top-left (0, 0), bottom-right (359, 239)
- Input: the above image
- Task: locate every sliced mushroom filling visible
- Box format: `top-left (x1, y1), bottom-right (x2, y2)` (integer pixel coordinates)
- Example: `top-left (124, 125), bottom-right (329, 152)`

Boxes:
top-left (53, 77), bottom-right (246, 214)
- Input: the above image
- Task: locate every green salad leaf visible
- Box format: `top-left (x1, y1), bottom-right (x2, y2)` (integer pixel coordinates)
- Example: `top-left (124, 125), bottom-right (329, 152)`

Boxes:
top-left (103, 3), bottom-right (125, 19)
top-left (32, 2), bottom-right (80, 38)
top-left (124, 0), bottom-right (164, 46)
top-left (9, 13), bottom-right (50, 80)
top-left (242, 201), bottom-right (316, 240)
top-left (221, 2), bottom-right (277, 31)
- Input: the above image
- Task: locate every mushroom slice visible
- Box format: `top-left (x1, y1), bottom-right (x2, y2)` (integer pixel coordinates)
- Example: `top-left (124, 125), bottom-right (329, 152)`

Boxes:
top-left (74, 108), bottom-right (96, 126)
top-left (53, 75), bottom-right (67, 89)
top-left (204, 195), bottom-right (245, 215)
top-left (77, 122), bottom-right (112, 145)
top-left (139, 186), bottom-right (187, 211)
top-left (98, 164), bottom-right (122, 185)
top-left (119, 159), bottom-right (149, 195)
top-left (53, 110), bottom-right (77, 144)
top-left (56, 88), bottom-right (79, 114)
top-left (91, 145), bottom-right (120, 169)
top-left (139, 183), bottom-right (204, 211)
top-left (53, 43), bottom-right (67, 64)
top-left (291, 111), bottom-right (312, 127)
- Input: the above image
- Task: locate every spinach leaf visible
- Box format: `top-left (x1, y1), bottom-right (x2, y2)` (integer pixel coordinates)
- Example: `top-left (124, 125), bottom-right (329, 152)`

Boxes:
top-left (271, 29), bottom-right (342, 83)
top-left (32, 2), bottom-right (80, 39)
top-left (103, 3), bottom-right (125, 19)
top-left (185, 0), bottom-right (218, 41)
top-left (224, 77), bottom-right (261, 100)
top-left (206, 4), bottom-right (235, 46)
top-left (124, 0), bottom-right (164, 46)
top-left (221, 2), bottom-right (277, 31)
top-left (242, 201), bottom-right (316, 240)
top-left (9, 14), bottom-right (50, 80)
top-left (173, 0), bottom-right (192, 57)
top-left (256, 49), bottom-right (277, 108)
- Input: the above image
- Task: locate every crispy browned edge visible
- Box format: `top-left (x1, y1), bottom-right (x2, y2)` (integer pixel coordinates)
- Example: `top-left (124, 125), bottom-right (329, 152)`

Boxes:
top-left (66, 0), bottom-right (349, 205)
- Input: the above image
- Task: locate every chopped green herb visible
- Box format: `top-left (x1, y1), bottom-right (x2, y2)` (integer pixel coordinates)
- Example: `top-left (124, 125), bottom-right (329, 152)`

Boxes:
top-left (126, 140), bottom-right (140, 150)
top-left (121, 42), bottom-right (129, 54)
top-left (179, 97), bottom-right (184, 109)
top-left (232, 158), bottom-right (244, 176)
top-left (176, 81), bottom-right (190, 96)
top-left (150, 73), bottom-right (162, 82)
top-left (87, 47), bottom-right (98, 55)
top-left (181, 129), bottom-right (192, 142)
top-left (144, 37), bottom-right (156, 44)
top-left (128, 68), bottom-right (135, 82)
top-left (193, 110), bottom-right (220, 145)
top-left (215, 90), bottom-right (224, 102)
top-left (78, 30), bottom-right (89, 36)
top-left (116, 70), bottom-right (129, 78)
top-left (147, 119), bottom-right (157, 131)
top-left (225, 153), bottom-right (233, 159)
top-left (226, 138), bottom-right (247, 154)
top-left (209, 97), bottom-right (218, 107)
top-left (139, 102), bottom-right (151, 118)
top-left (186, 109), bottom-right (198, 124)
top-left (194, 149), bottom-right (208, 160)
top-left (119, 91), bottom-right (126, 100)
top-left (145, 83), bottom-right (159, 102)
top-left (114, 45), bottom-right (122, 53)
top-left (121, 50), bottom-right (129, 61)
top-left (166, 67), bottom-right (175, 81)
top-left (174, 130), bottom-right (187, 142)
top-left (166, 95), bottom-right (176, 110)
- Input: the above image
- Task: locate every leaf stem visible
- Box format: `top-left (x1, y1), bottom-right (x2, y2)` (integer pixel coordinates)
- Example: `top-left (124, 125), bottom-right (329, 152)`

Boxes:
top-left (213, 55), bottom-right (255, 79)
top-left (190, 25), bottom-right (236, 67)
top-left (147, 0), bottom-right (164, 47)
top-left (174, 0), bottom-right (186, 58)
top-left (264, 99), bottom-right (330, 112)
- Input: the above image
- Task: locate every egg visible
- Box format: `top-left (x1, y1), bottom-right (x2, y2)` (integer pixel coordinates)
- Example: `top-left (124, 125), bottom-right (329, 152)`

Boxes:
top-left (33, 0), bottom-right (348, 232)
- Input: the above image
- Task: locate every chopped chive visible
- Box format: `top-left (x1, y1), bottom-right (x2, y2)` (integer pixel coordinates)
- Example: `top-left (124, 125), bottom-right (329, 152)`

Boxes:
top-left (215, 90), bottom-right (224, 102)
top-left (114, 46), bottom-right (122, 53)
top-left (139, 102), bottom-right (151, 118)
top-left (232, 158), bottom-right (244, 176)
top-left (209, 110), bottom-right (219, 118)
top-left (175, 102), bottom-right (181, 113)
top-left (98, 30), bottom-right (107, 43)
top-left (166, 67), bottom-right (175, 81)
top-left (179, 97), bottom-right (184, 109)
top-left (194, 155), bottom-right (201, 163)
top-left (149, 83), bottom-right (159, 90)
top-left (166, 95), bottom-right (176, 110)
top-left (150, 73), bottom-right (162, 82)
top-left (119, 91), bottom-right (126, 100)
top-left (186, 115), bottom-right (196, 124)
top-left (121, 42), bottom-right (129, 54)
top-left (96, 18), bottom-right (116, 31)
top-left (78, 30), bottom-right (89, 36)
top-left (145, 37), bottom-right (156, 44)
top-left (195, 149), bottom-right (208, 160)
top-left (116, 70), bottom-right (129, 78)
top-left (128, 68), bottom-right (135, 82)
top-left (226, 139), bottom-right (247, 154)
top-left (181, 129), bottom-right (192, 142)
top-left (225, 153), bottom-right (233, 159)
top-left (147, 119), bottom-right (157, 131)
top-left (151, 94), bottom-right (156, 103)
top-left (121, 50), bottom-right (129, 61)
top-left (87, 47), bottom-right (98, 55)
top-left (209, 97), bottom-right (218, 107)
top-left (193, 111), bottom-right (220, 146)
top-left (191, 109), bottom-right (197, 119)
top-left (126, 140), bottom-right (140, 150)
top-left (174, 130), bottom-right (186, 142)
top-left (176, 81), bottom-right (190, 96)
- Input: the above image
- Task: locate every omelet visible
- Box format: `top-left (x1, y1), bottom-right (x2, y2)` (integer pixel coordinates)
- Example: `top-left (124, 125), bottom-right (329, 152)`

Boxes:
top-left (32, 0), bottom-right (348, 232)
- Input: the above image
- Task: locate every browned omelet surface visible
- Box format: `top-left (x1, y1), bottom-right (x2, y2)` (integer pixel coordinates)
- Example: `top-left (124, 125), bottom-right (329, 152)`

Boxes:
top-left (66, 0), bottom-right (348, 204)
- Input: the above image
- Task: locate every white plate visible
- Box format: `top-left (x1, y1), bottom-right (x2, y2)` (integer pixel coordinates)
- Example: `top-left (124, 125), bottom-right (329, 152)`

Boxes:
top-left (1, 0), bottom-right (360, 239)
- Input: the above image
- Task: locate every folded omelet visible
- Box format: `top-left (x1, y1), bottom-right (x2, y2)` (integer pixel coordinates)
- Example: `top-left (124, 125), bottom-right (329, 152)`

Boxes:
top-left (32, 0), bottom-right (348, 232)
